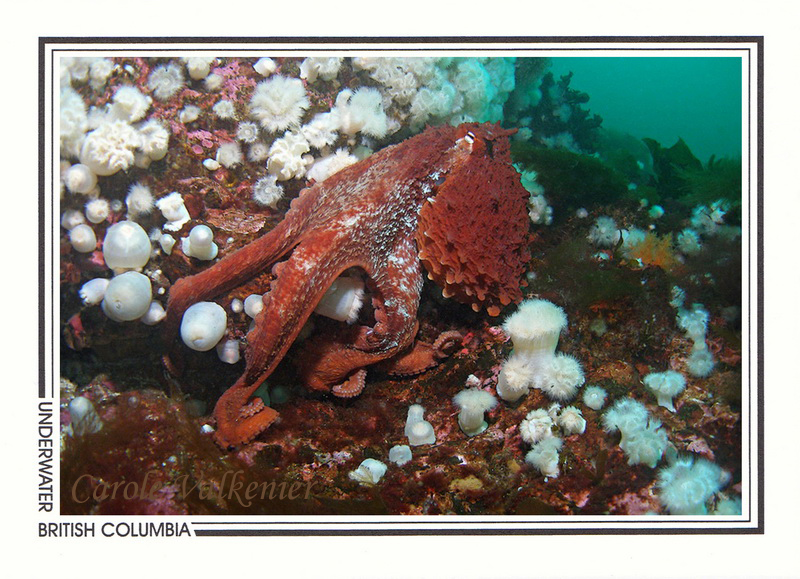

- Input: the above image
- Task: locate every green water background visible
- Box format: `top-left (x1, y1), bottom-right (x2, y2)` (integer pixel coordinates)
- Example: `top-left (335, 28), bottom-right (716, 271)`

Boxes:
top-left (548, 57), bottom-right (743, 163)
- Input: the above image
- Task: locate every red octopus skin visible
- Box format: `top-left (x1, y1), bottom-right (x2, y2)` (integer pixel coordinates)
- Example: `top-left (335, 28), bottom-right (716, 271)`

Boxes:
top-left (162, 122), bottom-right (530, 448)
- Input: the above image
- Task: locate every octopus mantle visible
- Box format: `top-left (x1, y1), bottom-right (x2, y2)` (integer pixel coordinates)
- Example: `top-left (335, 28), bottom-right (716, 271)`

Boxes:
top-left (162, 123), bottom-right (530, 447)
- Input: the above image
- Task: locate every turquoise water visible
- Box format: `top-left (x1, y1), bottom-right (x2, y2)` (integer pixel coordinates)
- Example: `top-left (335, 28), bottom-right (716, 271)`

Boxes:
top-left (549, 57), bottom-right (742, 163)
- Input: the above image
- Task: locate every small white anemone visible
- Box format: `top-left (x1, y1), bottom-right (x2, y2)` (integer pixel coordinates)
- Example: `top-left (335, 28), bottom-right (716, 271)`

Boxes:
top-left (677, 304), bottom-right (709, 341)
top-left (181, 224), bottom-right (219, 261)
top-left (249, 75), bottom-right (310, 133)
top-left (147, 62), bottom-right (184, 101)
top-left (388, 445), bottom-right (412, 466)
top-left (69, 224), bottom-right (97, 253)
top-left (184, 57), bottom-right (215, 81)
top-left (619, 420), bottom-right (669, 468)
top-left (101, 271), bottom-right (152, 322)
top-left (582, 385), bottom-right (607, 411)
top-left (180, 302), bottom-right (227, 352)
top-left (85, 198), bottom-right (110, 224)
top-left (314, 277), bottom-right (364, 324)
top-left (126, 183), bottom-right (155, 217)
top-left (657, 456), bottom-right (730, 515)
top-left (557, 406), bottom-right (586, 435)
top-left (643, 370), bottom-right (687, 412)
top-left (64, 163), bottom-right (97, 194)
top-left (687, 348), bottom-right (715, 378)
top-left (251, 175), bottom-right (284, 208)
top-left (216, 141), bottom-right (243, 168)
top-left (68, 396), bottom-right (103, 437)
top-left (79, 278), bottom-right (110, 306)
top-left (452, 388), bottom-right (498, 436)
top-left (156, 192), bottom-right (191, 232)
top-left (61, 209), bottom-right (86, 231)
top-left (348, 458), bottom-right (387, 485)
top-left (496, 354), bottom-right (534, 402)
top-left (253, 57), bottom-right (277, 77)
top-left (137, 119), bottom-right (170, 163)
top-left (538, 353), bottom-right (584, 401)
top-left (588, 215), bottom-right (619, 247)
top-left (519, 408), bottom-right (554, 445)
top-left (140, 301), bottom-right (166, 325)
top-left (244, 294), bottom-right (264, 318)
top-left (102, 221), bottom-right (151, 272)
top-left (404, 404), bottom-right (436, 446)
top-left (216, 339), bottom-right (241, 364)
top-left (525, 437), bottom-right (563, 479)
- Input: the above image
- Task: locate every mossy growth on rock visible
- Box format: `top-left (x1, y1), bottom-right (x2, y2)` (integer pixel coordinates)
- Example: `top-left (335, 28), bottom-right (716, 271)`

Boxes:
top-left (511, 144), bottom-right (630, 221)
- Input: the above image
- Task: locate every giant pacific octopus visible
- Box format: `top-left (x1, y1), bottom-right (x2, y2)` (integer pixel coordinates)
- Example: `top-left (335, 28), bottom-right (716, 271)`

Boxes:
top-left (162, 122), bottom-right (531, 448)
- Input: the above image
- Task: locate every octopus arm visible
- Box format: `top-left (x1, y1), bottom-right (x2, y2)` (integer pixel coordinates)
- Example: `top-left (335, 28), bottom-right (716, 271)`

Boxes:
top-left (213, 230), bottom-right (361, 446)
top-left (297, 235), bottom-right (424, 393)
top-left (162, 216), bottom-right (302, 352)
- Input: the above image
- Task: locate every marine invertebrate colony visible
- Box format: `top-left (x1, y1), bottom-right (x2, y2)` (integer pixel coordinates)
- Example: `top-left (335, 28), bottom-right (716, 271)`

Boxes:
top-left (162, 122), bottom-right (531, 448)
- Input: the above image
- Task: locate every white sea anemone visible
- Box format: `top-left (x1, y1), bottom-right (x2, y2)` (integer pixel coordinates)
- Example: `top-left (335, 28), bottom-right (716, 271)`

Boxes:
top-left (657, 456), bottom-right (730, 514)
top-left (68, 396), bottom-right (103, 436)
top-left (64, 163), bottom-right (97, 194)
top-left (251, 175), bottom-right (284, 208)
top-left (247, 141), bottom-right (270, 163)
top-left (525, 437), bottom-right (563, 478)
top-left (332, 88), bottom-right (389, 139)
top-left (102, 221), bottom-right (151, 272)
top-left (79, 119), bottom-right (142, 176)
top-left (306, 149), bottom-right (358, 183)
top-left (215, 339), bottom-right (241, 364)
top-left (453, 388), bottom-right (498, 436)
top-left (314, 277), bottom-right (364, 324)
top-left (184, 57), bottom-right (214, 81)
top-left (180, 302), bottom-right (227, 352)
top-left (267, 131), bottom-right (310, 180)
top-left (235, 121), bottom-right (260, 143)
top-left (147, 62), bottom-right (184, 101)
top-left (643, 370), bottom-right (686, 412)
top-left (249, 75), bottom-right (310, 133)
top-left (126, 183), bottom-right (155, 217)
top-left (389, 445), bottom-right (412, 466)
top-left (216, 141), bottom-right (243, 168)
top-left (111, 86), bottom-right (151, 123)
top-left (588, 216), bottom-right (619, 247)
top-left (495, 354), bottom-right (534, 403)
top-left (299, 57), bottom-right (343, 83)
top-left (85, 198), bottom-right (110, 224)
top-left (79, 278), bottom-right (110, 305)
top-left (213, 99), bottom-right (236, 120)
top-left (557, 405), bottom-right (586, 435)
top-left (519, 408), bottom-right (554, 445)
top-left (253, 57), bottom-right (276, 77)
top-left (687, 347), bottom-right (716, 378)
top-left (582, 385), bottom-right (607, 411)
top-left (140, 301), bottom-right (166, 326)
top-left (156, 192), bottom-right (191, 231)
top-left (348, 458), bottom-right (388, 485)
top-left (181, 224), bottom-right (218, 261)
top-left (404, 404), bottom-right (436, 446)
top-left (503, 299), bottom-right (567, 365)
top-left (137, 119), bottom-right (169, 162)
top-left (101, 271), bottom-right (152, 322)
top-left (539, 353), bottom-right (584, 401)
top-left (69, 224), bottom-right (97, 253)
